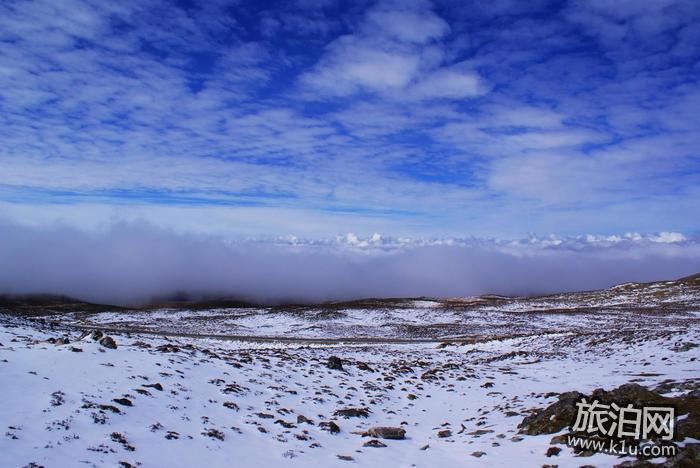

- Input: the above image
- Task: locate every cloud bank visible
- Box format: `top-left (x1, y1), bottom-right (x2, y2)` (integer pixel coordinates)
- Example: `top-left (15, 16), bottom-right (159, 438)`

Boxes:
top-left (1, 220), bottom-right (698, 306)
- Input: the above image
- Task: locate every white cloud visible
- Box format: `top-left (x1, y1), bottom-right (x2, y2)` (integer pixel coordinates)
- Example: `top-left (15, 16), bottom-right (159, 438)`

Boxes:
top-left (299, 0), bottom-right (486, 100)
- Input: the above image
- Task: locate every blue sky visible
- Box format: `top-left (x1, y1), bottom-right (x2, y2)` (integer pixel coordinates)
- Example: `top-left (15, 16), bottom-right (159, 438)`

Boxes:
top-left (1, 0), bottom-right (699, 238)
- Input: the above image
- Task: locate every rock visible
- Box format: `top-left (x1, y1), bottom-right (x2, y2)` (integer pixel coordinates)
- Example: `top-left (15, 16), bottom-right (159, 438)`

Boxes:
top-left (69, 346), bottom-right (83, 352)
top-left (518, 391), bottom-right (584, 435)
top-left (275, 419), bottom-right (296, 429)
top-left (297, 415), bottom-right (314, 425)
top-left (202, 428), bottom-right (225, 441)
top-left (334, 407), bottom-right (370, 418)
top-left (672, 342), bottom-right (698, 352)
top-left (471, 451), bottom-right (486, 457)
top-left (407, 393), bottom-right (418, 400)
top-left (99, 336), bottom-right (117, 349)
top-left (336, 455), bottom-right (354, 461)
top-left (319, 421), bottom-right (340, 434)
top-left (143, 383), bottom-right (163, 391)
top-left (55, 337), bottom-right (69, 345)
top-left (419, 444), bottom-right (429, 450)
top-left (91, 330), bottom-right (104, 341)
top-left (223, 401), bottom-right (239, 411)
top-left (356, 361), bottom-right (374, 372)
top-left (437, 429), bottom-right (452, 438)
top-left (327, 356), bottom-right (343, 370)
top-left (545, 446), bottom-right (561, 457)
top-left (156, 344), bottom-right (179, 353)
top-left (363, 439), bottom-right (387, 448)
top-left (113, 398), bottom-right (133, 407)
top-left (366, 426), bottom-right (406, 440)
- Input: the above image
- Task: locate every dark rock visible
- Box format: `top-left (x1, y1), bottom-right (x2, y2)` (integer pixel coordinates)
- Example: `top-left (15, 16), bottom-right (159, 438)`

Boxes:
top-left (518, 391), bottom-right (584, 435)
top-left (366, 426), bottom-right (406, 440)
top-left (471, 451), bottom-right (486, 457)
top-left (143, 383), bottom-right (163, 391)
top-left (202, 428), bottom-right (225, 441)
top-left (69, 347), bottom-right (83, 352)
top-left (223, 401), bottom-right (239, 411)
top-left (275, 419), bottom-right (296, 429)
top-left (297, 415), bottom-right (314, 425)
top-left (156, 344), bottom-right (179, 353)
top-left (437, 429), bottom-right (452, 438)
top-left (113, 398), bottom-right (133, 407)
top-left (545, 446), bottom-right (561, 457)
top-left (91, 330), bottom-right (104, 341)
top-left (334, 407), bottom-right (370, 418)
top-left (357, 361), bottom-right (374, 372)
top-left (327, 356), bottom-right (343, 370)
top-left (319, 421), bottom-right (340, 434)
top-left (99, 336), bottom-right (117, 349)
top-left (337, 455), bottom-right (354, 461)
top-left (363, 439), bottom-right (387, 448)
top-left (672, 342), bottom-right (698, 352)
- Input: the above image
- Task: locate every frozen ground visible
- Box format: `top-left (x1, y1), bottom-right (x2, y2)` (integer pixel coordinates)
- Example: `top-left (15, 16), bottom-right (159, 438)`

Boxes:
top-left (0, 275), bottom-right (699, 467)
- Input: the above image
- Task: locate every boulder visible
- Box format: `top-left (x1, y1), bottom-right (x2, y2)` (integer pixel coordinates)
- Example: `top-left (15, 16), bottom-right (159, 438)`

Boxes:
top-left (365, 426), bottom-right (406, 440)
top-left (327, 356), bottom-right (343, 370)
top-left (99, 336), bottom-right (117, 349)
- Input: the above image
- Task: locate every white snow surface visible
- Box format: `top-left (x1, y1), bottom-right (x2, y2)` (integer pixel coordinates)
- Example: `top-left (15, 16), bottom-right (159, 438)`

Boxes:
top-left (1, 315), bottom-right (699, 467)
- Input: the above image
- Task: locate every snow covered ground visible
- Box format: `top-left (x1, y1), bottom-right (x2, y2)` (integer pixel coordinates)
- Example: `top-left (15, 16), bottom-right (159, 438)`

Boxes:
top-left (1, 276), bottom-right (699, 467)
top-left (1, 314), bottom-right (699, 467)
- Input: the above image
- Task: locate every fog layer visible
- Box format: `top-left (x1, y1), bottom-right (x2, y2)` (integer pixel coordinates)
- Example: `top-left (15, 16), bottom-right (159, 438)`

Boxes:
top-left (1, 220), bottom-right (698, 306)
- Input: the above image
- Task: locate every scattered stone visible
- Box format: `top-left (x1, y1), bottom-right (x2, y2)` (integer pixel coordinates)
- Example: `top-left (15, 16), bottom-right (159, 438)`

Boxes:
top-left (437, 429), bottom-right (452, 438)
top-left (202, 428), bottom-right (225, 441)
top-left (110, 432), bottom-right (135, 451)
top-left (363, 439), bottom-right (387, 448)
top-left (356, 361), bottom-right (374, 372)
top-left (69, 346), bottom-right (83, 352)
top-left (99, 336), bottom-right (117, 349)
top-left (336, 455), bottom-right (354, 461)
top-left (91, 330), bottom-right (104, 341)
top-left (365, 426), bottom-right (406, 440)
top-left (297, 415), bottom-right (314, 425)
top-left (319, 421), bottom-right (340, 434)
top-left (113, 398), bottom-right (133, 407)
top-left (275, 419), bottom-right (296, 429)
top-left (545, 446), bottom-right (561, 457)
top-left (334, 407), bottom-right (370, 418)
top-left (223, 401), bottom-right (239, 411)
top-left (327, 356), bottom-right (343, 370)
top-left (672, 342), bottom-right (698, 352)
top-left (143, 383), bottom-right (163, 391)
top-left (407, 393), bottom-right (418, 400)
top-left (156, 344), bottom-right (179, 353)
top-left (471, 451), bottom-right (486, 457)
